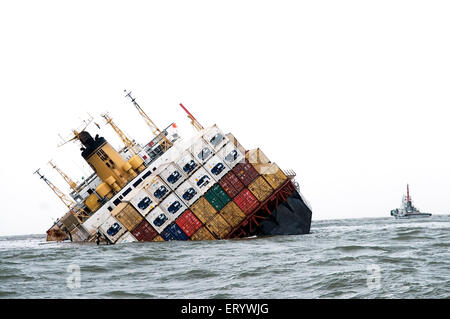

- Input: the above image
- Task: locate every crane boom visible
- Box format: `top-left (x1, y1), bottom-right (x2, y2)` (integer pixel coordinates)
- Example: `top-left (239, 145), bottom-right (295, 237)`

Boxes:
top-left (48, 160), bottom-right (78, 192)
top-left (34, 169), bottom-right (76, 210)
top-left (34, 169), bottom-right (91, 223)
top-left (124, 90), bottom-right (173, 151)
top-left (179, 103), bottom-right (204, 131)
top-left (101, 113), bottom-right (138, 156)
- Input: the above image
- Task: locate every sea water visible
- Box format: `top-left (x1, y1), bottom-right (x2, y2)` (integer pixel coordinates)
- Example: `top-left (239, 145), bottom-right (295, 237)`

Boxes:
top-left (0, 215), bottom-right (449, 298)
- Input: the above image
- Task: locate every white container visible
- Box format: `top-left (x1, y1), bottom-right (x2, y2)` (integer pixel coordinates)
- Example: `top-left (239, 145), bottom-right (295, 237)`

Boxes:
top-left (188, 138), bottom-right (214, 164)
top-left (116, 232), bottom-right (137, 244)
top-left (141, 163), bottom-right (168, 186)
top-left (175, 180), bottom-right (201, 207)
top-left (145, 176), bottom-right (170, 203)
top-left (225, 132), bottom-right (247, 155)
top-left (217, 142), bottom-right (246, 169)
top-left (139, 168), bottom-right (157, 186)
top-left (83, 207), bottom-right (112, 235)
top-left (70, 225), bottom-right (91, 242)
top-left (203, 125), bottom-right (229, 152)
top-left (204, 154), bottom-right (231, 181)
top-left (99, 215), bottom-right (127, 243)
top-left (159, 162), bottom-right (186, 191)
top-left (147, 142), bottom-right (185, 172)
top-left (145, 206), bottom-right (173, 233)
top-left (175, 150), bottom-right (200, 177)
top-left (188, 167), bottom-right (214, 195)
top-left (129, 188), bottom-right (157, 217)
top-left (160, 193), bottom-right (187, 220)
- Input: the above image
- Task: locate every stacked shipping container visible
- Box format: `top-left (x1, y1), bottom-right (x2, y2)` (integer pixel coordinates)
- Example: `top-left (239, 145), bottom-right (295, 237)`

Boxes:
top-left (97, 125), bottom-right (289, 244)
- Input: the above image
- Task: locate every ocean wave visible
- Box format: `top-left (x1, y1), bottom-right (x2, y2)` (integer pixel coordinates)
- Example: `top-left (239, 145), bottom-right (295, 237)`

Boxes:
top-left (101, 290), bottom-right (157, 298)
top-left (333, 245), bottom-right (387, 252)
top-left (1, 216), bottom-right (449, 298)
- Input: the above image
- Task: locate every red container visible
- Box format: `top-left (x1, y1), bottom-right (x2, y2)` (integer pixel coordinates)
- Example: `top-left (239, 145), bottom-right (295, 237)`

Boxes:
top-left (232, 160), bottom-right (259, 186)
top-left (233, 189), bottom-right (259, 215)
top-left (131, 219), bottom-right (158, 241)
top-left (219, 171), bottom-right (244, 198)
top-left (176, 210), bottom-right (203, 237)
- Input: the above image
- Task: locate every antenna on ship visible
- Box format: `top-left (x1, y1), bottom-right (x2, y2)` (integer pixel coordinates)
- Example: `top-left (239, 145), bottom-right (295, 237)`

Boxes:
top-left (124, 90), bottom-right (173, 151)
top-left (179, 103), bottom-right (204, 132)
top-left (57, 114), bottom-right (94, 147)
top-left (101, 112), bottom-right (140, 156)
top-left (48, 160), bottom-right (79, 193)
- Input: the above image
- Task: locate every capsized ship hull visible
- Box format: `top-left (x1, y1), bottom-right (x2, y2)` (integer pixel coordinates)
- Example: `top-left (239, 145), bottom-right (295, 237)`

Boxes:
top-left (226, 181), bottom-right (312, 239)
top-left (44, 110), bottom-right (313, 244)
top-left (46, 172), bottom-right (312, 243)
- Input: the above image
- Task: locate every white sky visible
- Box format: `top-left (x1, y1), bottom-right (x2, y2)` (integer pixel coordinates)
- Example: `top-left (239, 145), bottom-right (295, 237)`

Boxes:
top-left (1, 1), bottom-right (449, 236)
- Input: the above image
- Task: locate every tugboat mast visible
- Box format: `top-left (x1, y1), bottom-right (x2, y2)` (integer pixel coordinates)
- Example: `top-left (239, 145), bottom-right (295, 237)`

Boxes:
top-left (407, 184), bottom-right (411, 203)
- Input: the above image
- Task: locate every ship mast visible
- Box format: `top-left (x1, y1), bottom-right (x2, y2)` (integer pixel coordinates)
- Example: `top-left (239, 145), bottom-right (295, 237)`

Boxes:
top-left (124, 90), bottom-right (173, 151)
top-left (57, 114), bottom-right (94, 148)
top-left (407, 184), bottom-right (411, 203)
top-left (179, 103), bottom-right (204, 132)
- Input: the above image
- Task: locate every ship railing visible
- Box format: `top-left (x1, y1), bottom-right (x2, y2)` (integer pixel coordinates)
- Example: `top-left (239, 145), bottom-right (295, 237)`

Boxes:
top-left (284, 169), bottom-right (296, 179)
top-left (283, 169), bottom-right (311, 209)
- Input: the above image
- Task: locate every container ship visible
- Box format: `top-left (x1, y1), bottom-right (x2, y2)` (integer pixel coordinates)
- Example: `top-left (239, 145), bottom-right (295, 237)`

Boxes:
top-left (38, 92), bottom-right (313, 244)
top-left (390, 185), bottom-right (432, 219)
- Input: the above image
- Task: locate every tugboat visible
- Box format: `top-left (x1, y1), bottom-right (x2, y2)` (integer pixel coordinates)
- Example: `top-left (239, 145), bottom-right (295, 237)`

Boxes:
top-left (390, 184), bottom-right (432, 219)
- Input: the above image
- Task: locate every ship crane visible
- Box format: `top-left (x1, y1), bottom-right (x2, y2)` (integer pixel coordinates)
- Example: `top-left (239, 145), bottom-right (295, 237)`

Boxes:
top-left (48, 160), bottom-right (78, 193)
top-left (101, 112), bottom-right (139, 156)
top-left (34, 169), bottom-right (91, 223)
top-left (179, 103), bottom-right (204, 132)
top-left (34, 169), bottom-right (76, 211)
top-left (124, 90), bottom-right (173, 151)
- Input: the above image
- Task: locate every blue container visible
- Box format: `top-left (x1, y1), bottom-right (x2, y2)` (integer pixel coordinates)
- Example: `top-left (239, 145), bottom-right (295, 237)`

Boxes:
top-left (161, 223), bottom-right (188, 241)
top-left (161, 227), bottom-right (175, 241)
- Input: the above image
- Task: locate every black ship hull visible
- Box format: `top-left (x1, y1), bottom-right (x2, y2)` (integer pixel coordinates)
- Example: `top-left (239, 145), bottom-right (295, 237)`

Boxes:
top-left (258, 190), bottom-right (312, 235)
top-left (227, 180), bottom-right (313, 239)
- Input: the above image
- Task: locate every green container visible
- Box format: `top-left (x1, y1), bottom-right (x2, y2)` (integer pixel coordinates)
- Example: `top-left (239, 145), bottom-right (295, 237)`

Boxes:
top-left (205, 184), bottom-right (230, 211)
top-left (205, 192), bottom-right (224, 211)
top-left (213, 184), bottom-right (231, 206)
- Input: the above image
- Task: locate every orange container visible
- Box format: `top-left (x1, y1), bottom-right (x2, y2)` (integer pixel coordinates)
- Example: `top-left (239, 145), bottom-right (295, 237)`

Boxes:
top-left (205, 214), bottom-right (232, 239)
top-left (248, 176), bottom-right (274, 202)
top-left (112, 203), bottom-right (144, 231)
top-left (190, 197), bottom-right (217, 223)
top-left (219, 201), bottom-right (246, 228)
top-left (190, 226), bottom-right (216, 240)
